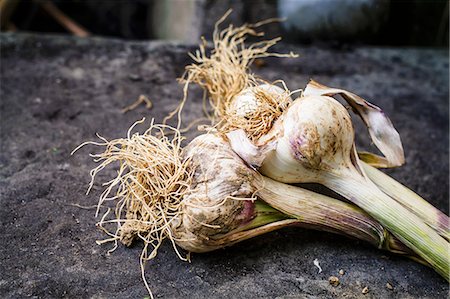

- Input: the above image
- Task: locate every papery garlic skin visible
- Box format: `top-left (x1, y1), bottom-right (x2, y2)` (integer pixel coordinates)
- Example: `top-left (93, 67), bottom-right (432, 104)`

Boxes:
top-left (284, 95), bottom-right (354, 170)
top-left (259, 95), bottom-right (356, 183)
top-left (171, 134), bottom-right (257, 252)
top-left (231, 88), bottom-right (260, 117)
top-left (230, 84), bottom-right (288, 117)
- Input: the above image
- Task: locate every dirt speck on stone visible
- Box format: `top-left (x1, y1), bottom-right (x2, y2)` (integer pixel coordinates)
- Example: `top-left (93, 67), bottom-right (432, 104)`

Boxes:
top-left (329, 276), bottom-right (340, 287)
top-left (362, 286), bottom-right (369, 294)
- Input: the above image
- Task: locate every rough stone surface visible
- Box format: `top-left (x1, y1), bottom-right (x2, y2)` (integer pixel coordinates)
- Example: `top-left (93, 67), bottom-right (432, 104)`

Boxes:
top-left (0, 33), bottom-right (448, 298)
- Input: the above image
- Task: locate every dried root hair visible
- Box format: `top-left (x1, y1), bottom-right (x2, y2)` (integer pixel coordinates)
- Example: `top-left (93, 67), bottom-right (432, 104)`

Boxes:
top-left (72, 118), bottom-right (194, 298)
top-left (222, 80), bottom-right (300, 141)
top-left (164, 9), bottom-right (298, 133)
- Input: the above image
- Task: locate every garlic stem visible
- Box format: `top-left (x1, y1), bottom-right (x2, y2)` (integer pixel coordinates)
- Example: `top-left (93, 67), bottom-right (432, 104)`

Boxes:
top-left (214, 218), bottom-right (301, 248)
top-left (322, 169), bottom-right (449, 279)
top-left (258, 144), bottom-right (449, 278)
top-left (253, 175), bottom-right (416, 257)
top-left (362, 162), bottom-right (450, 240)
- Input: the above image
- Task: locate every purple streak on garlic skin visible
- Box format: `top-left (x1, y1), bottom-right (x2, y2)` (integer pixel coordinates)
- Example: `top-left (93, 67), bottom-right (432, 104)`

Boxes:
top-left (288, 126), bottom-right (322, 169)
top-left (238, 200), bottom-right (256, 226)
top-left (438, 213), bottom-right (450, 231)
top-left (290, 137), bottom-right (305, 161)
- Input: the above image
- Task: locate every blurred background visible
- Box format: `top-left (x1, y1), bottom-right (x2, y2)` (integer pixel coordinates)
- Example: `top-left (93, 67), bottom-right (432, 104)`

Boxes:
top-left (1, 0), bottom-right (448, 47)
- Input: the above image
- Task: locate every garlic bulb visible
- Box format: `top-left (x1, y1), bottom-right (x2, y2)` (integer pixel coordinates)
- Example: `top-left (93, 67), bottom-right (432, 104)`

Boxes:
top-left (171, 134), bottom-right (260, 252)
top-left (259, 95), bottom-right (355, 183)
top-left (227, 90), bottom-right (450, 279)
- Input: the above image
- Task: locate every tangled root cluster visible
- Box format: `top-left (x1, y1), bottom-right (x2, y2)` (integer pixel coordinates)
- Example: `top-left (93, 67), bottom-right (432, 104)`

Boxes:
top-left (73, 119), bottom-right (194, 296)
top-left (222, 83), bottom-right (293, 142)
top-left (173, 9), bottom-right (297, 136)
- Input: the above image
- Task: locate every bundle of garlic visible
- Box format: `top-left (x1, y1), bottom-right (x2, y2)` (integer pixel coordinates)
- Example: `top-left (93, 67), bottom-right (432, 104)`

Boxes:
top-left (74, 11), bottom-right (449, 298)
top-left (74, 119), bottom-right (422, 298)
top-left (180, 14), bottom-right (450, 279)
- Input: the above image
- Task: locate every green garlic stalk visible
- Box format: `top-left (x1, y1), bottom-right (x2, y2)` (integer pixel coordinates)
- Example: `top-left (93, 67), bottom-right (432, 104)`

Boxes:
top-left (362, 162), bottom-right (450, 241)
